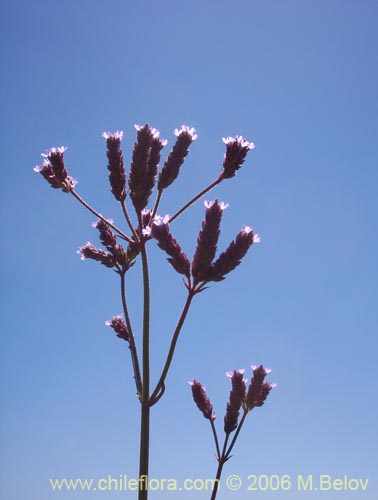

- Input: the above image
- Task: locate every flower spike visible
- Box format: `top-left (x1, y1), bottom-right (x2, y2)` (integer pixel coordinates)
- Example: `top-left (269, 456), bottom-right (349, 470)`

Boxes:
top-left (189, 380), bottom-right (216, 421)
top-left (102, 131), bottom-right (126, 202)
top-left (158, 125), bottom-right (197, 191)
top-left (220, 135), bottom-right (254, 180)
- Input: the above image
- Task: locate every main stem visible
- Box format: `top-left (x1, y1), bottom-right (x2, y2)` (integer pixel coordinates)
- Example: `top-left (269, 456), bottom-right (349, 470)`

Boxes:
top-left (210, 435), bottom-right (229, 500)
top-left (138, 223), bottom-right (151, 500)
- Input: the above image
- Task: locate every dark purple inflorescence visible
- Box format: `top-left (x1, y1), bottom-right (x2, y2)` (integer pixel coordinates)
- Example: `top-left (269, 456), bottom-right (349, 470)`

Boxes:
top-left (34, 147), bottom-right (77, 192)
top-left (224, 370), bottom-right (247, 434)
top-left (191, 200), bottom-right (228, 284)
top-left (210, 226), bottom-right (260, 282)
top-left (189, 380), bottom-right (216, 421)
top-left (150, 216), bottom-right (191, 278)
top-left (106, 315), bottom-right (129, 342)
top-left (245, 365), bottom-right (276, 410)
top-left (129, 124), bottom-right (166, 212)
top-left (158, 126), bottom-right (197, 191)
top-left (102, 131), bottom-right (127, 202)
top-left (220, 136), bottom-right (255, 180)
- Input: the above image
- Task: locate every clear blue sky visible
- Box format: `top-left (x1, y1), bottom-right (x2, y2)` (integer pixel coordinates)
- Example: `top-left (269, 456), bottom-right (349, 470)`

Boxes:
top-left (1, 1), bottom-right (377, 499)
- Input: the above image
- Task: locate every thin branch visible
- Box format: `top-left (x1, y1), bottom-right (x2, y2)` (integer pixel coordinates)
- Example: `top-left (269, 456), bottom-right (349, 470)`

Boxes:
top-left (121, 200), bottom-right (139, 242)
top-left (149, 291), bottom-right (194, 403)
top-left (120, 272), bottom-right (142, 396)
top-left (224, 409), bottom-right (249, 461)
top-left (210, 420), bottom-right (221, 461)
top-left (168, 177), bottom-right (222, 224)
top-left (70, 189), bottom-right (132, 242)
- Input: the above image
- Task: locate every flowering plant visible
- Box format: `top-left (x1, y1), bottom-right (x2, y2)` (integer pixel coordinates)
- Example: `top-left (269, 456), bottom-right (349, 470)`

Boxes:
top-left (35, 123), bottom-right (274, 499)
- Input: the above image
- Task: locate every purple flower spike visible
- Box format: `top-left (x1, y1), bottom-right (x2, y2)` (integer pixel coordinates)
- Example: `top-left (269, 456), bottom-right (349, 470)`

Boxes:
top-left (35, 147), bottom-right (77, 193)
top-left (93, 219), bottom-right (117, 250)
top-left (191, 200), bottom-right (228, 284)
top-left (151, 216), bottom-right (191, 278)
top-left (102, 131), bottom-right (126, 202)
top-left (220, 135), bottom-right (255, 180)
top-left (78, 242), bottom-right (115, 268)
top-left (245, 365), bottom-right (275, 410)
top-left (158, 125), bottom-right (197, 191)
top-left (224, 370), bottom-right (247, 434)
top-left (106, 315), bottom-right (129, 342)
top-left (210, 226), bottom-right (256, 282)
top-left (189, 380), bottom-right (216, 421)
top-left (129, 124), bottom-right (161, 212)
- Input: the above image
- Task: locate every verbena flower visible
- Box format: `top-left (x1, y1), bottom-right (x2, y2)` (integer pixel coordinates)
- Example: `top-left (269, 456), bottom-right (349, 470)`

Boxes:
top-left (106, 315), bottom-right (129, 342)
top-left (210, 226), bottom-right (259, 282)
top-left (191, 200), bottom-right (228, 284)
top-left (34, 146), bottom-right (77, 192)
top-left (158, 125), bottom-right (197, 191)
top-left (102, 131), bottom-right (126, 202)
top-left (224, 370), bottom-right (247, 434)
top-left (150, 215), bottom-right (191, 278)
top-left (189, 380), bottom-right (216, 421)
top-left (129, 124), bottom-right (166, 212)
top-left (245, 365), bottom-right (276, 410)
top-left (77, 242), bottom-right (115, 268)
top-left (220, 136), bottom-right (255, 180)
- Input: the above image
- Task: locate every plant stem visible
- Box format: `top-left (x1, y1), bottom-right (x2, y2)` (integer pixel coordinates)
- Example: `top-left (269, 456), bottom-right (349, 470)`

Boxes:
top-left (169, 177), bottom-right (222, 224)
top-left (70, 189), bottom-right (132, 242)
top-left (149, 291), bottom-right (194, 404)
top-left (224, 410), bottom-right (248, 460)
top-left (120, 272), bottom-right (142, 396)
top-left (151, 189), bottom-right (163, 219)
top-left (210, 420), bottom-right (221, 461)
top-left (209, 410), bottom-right (249, 500)
top-left (139, 402), bottom-right (150, 500)
top-left (210, 435), bottom-right (229, 500)
top-left (138, 215), bottom-right (151, 500)
top-left (121, 200), bottom-right (139, 242)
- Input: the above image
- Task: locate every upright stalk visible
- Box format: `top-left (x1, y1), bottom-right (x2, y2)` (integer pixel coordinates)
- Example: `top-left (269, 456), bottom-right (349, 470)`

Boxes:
top-left (210, 435), bottom-right (229, 500)
top-left (138, 220), bottom-right (151, 500)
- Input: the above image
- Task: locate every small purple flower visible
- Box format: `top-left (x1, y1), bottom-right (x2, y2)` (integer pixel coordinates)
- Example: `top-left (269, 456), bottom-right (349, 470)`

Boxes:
top-left (245, 365), bottom-right (275, 410)
top-left (210, 225), bottom-right (257, 282)
top-left (151, 216), bottom-right (191, 278)
top-left (78, 242), bottom-right (115, 268)
top-left (220, 135), bottom-right (254, 180)
top-left (192, 200), bottom-right (228, 284)
top-left (189, 380), bottom-right (216, 421)
top-left (129, 124), bottom-right (163, 212)
top-left (224, 369), bottom-right (247, 434)
top-left (106, 315), bottom-right (129, 342)
top-left (158, 125), bottom-right (197, 191)
top-left (102, 131), bottom-right (126, 202)
top-left (92, 219), bottom-right (129, 270)
top-left (35, 147), bottom-right (77, 192)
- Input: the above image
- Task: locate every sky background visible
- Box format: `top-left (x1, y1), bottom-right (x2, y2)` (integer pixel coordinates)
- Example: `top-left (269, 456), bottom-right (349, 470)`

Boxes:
top-left (1, 0), bottom-right (377, 499)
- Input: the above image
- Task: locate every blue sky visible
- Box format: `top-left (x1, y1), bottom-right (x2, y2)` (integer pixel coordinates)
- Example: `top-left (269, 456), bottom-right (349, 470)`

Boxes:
top-left (1, 0), bottom-right (377, 499)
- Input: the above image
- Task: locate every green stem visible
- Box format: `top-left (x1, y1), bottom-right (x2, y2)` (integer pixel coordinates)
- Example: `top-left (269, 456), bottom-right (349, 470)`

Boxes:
top-left (120, 272), bottom-right (142, 396)
top-left (138, 402), bottom-right (150, 500)
top-left (151, 189), bottom-right (163, 219)
top-left (210, 420), bottom-right (221, 461)
top-left (138, 214), bottom-right (151, 500)
top-left (121, 200), bottom-right (139, 242)
top-left (224, 410), bottom-right (248, 461)
top-left (70, 189), bottom-right (132, 242)
top-left (169, 177), bottom-right (222, 224)
top-left (210, 435), bottom-right (229, 500)
top-left (149, 291), bottom-right (194, 404)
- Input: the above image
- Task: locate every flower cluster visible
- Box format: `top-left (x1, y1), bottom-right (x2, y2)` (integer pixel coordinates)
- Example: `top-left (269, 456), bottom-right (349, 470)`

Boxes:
top-left (150, 200), bottom-right (260, 292)
top-left (78, 219), bottom-right (132, 272)
top-left (191, 365), bottom-right (274, 426)
top-left (105, 315), bottom-right (129, 342)
top-left (34, 147), bottom-right (77, 192)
